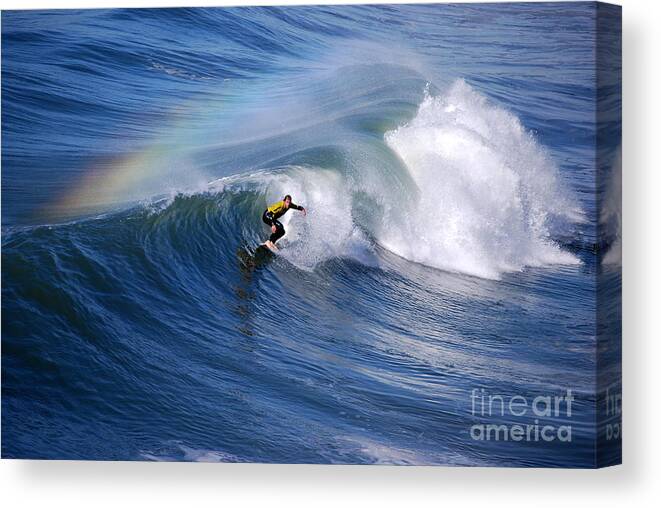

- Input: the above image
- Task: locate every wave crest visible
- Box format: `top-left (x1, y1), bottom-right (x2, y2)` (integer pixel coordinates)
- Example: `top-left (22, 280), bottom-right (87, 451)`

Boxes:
top-left (381, 80), bottom-right (582, 279)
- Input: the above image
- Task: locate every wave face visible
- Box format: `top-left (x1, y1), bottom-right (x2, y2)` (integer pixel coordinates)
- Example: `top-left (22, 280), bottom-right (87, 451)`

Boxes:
top-left (2, 4), bottom-right (620, 466)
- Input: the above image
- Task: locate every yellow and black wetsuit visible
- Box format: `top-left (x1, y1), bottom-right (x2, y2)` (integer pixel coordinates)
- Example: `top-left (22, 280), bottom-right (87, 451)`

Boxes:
top-left (262, 200), bottom-right (304, 244)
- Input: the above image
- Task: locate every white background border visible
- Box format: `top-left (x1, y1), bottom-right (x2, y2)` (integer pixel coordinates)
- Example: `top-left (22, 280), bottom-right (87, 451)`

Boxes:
top-left (2, 0), bottom-right (659, 505)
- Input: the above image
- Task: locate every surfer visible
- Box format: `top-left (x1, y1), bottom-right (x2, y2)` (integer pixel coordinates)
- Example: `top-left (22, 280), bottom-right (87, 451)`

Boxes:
top-left (262, 195), bottom-right (306, 250)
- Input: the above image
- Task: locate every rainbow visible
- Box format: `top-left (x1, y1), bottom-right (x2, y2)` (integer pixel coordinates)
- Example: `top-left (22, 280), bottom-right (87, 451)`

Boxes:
top-left (40, 80), bottom-right (250, 223)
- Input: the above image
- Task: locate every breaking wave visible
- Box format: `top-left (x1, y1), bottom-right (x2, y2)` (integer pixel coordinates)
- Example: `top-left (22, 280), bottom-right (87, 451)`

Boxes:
top-left (201, 80), bottom-right (583, 280)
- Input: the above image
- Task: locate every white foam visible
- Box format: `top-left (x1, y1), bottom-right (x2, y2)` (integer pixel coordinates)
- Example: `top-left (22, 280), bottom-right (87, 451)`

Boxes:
top-left (381, 80), bottom-right (582, 279)
top-left (601, 147), bottom-right (621, 265)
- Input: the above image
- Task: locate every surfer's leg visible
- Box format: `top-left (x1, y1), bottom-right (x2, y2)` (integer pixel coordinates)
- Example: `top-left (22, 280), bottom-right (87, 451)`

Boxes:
top-left (270, 221), bottom-right (285, 243)
top-left (263, 211), bottom-right (280, 248)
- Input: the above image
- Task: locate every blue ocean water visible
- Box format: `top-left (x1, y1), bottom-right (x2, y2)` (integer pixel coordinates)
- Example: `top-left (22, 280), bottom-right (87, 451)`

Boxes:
top-left (2, 3), bottom-right (621, 466)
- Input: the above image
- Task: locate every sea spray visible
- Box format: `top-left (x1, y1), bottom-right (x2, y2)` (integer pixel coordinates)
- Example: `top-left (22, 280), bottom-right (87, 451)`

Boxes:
top-left (382, 80), bottom-right (583, 279)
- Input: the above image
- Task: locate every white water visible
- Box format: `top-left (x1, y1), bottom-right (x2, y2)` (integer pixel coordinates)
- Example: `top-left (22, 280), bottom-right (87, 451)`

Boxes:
top-left (381, 80), bottom-right (582, 279)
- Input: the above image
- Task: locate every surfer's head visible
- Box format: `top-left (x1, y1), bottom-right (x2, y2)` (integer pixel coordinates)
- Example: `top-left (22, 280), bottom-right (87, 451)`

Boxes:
top-left (283, 195), bottom-right (292, 208)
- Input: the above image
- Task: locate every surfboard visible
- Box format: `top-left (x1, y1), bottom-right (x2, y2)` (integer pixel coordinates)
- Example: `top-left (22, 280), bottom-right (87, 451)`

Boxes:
top-left (261, 242), bottom-right (279, 254)
top-left (237, 244), bottom-right (275, 272)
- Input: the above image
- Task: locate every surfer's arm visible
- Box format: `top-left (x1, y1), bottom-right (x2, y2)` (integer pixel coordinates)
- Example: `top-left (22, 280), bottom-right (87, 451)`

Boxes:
top-left (291, 203), bottom-right (307, 215)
